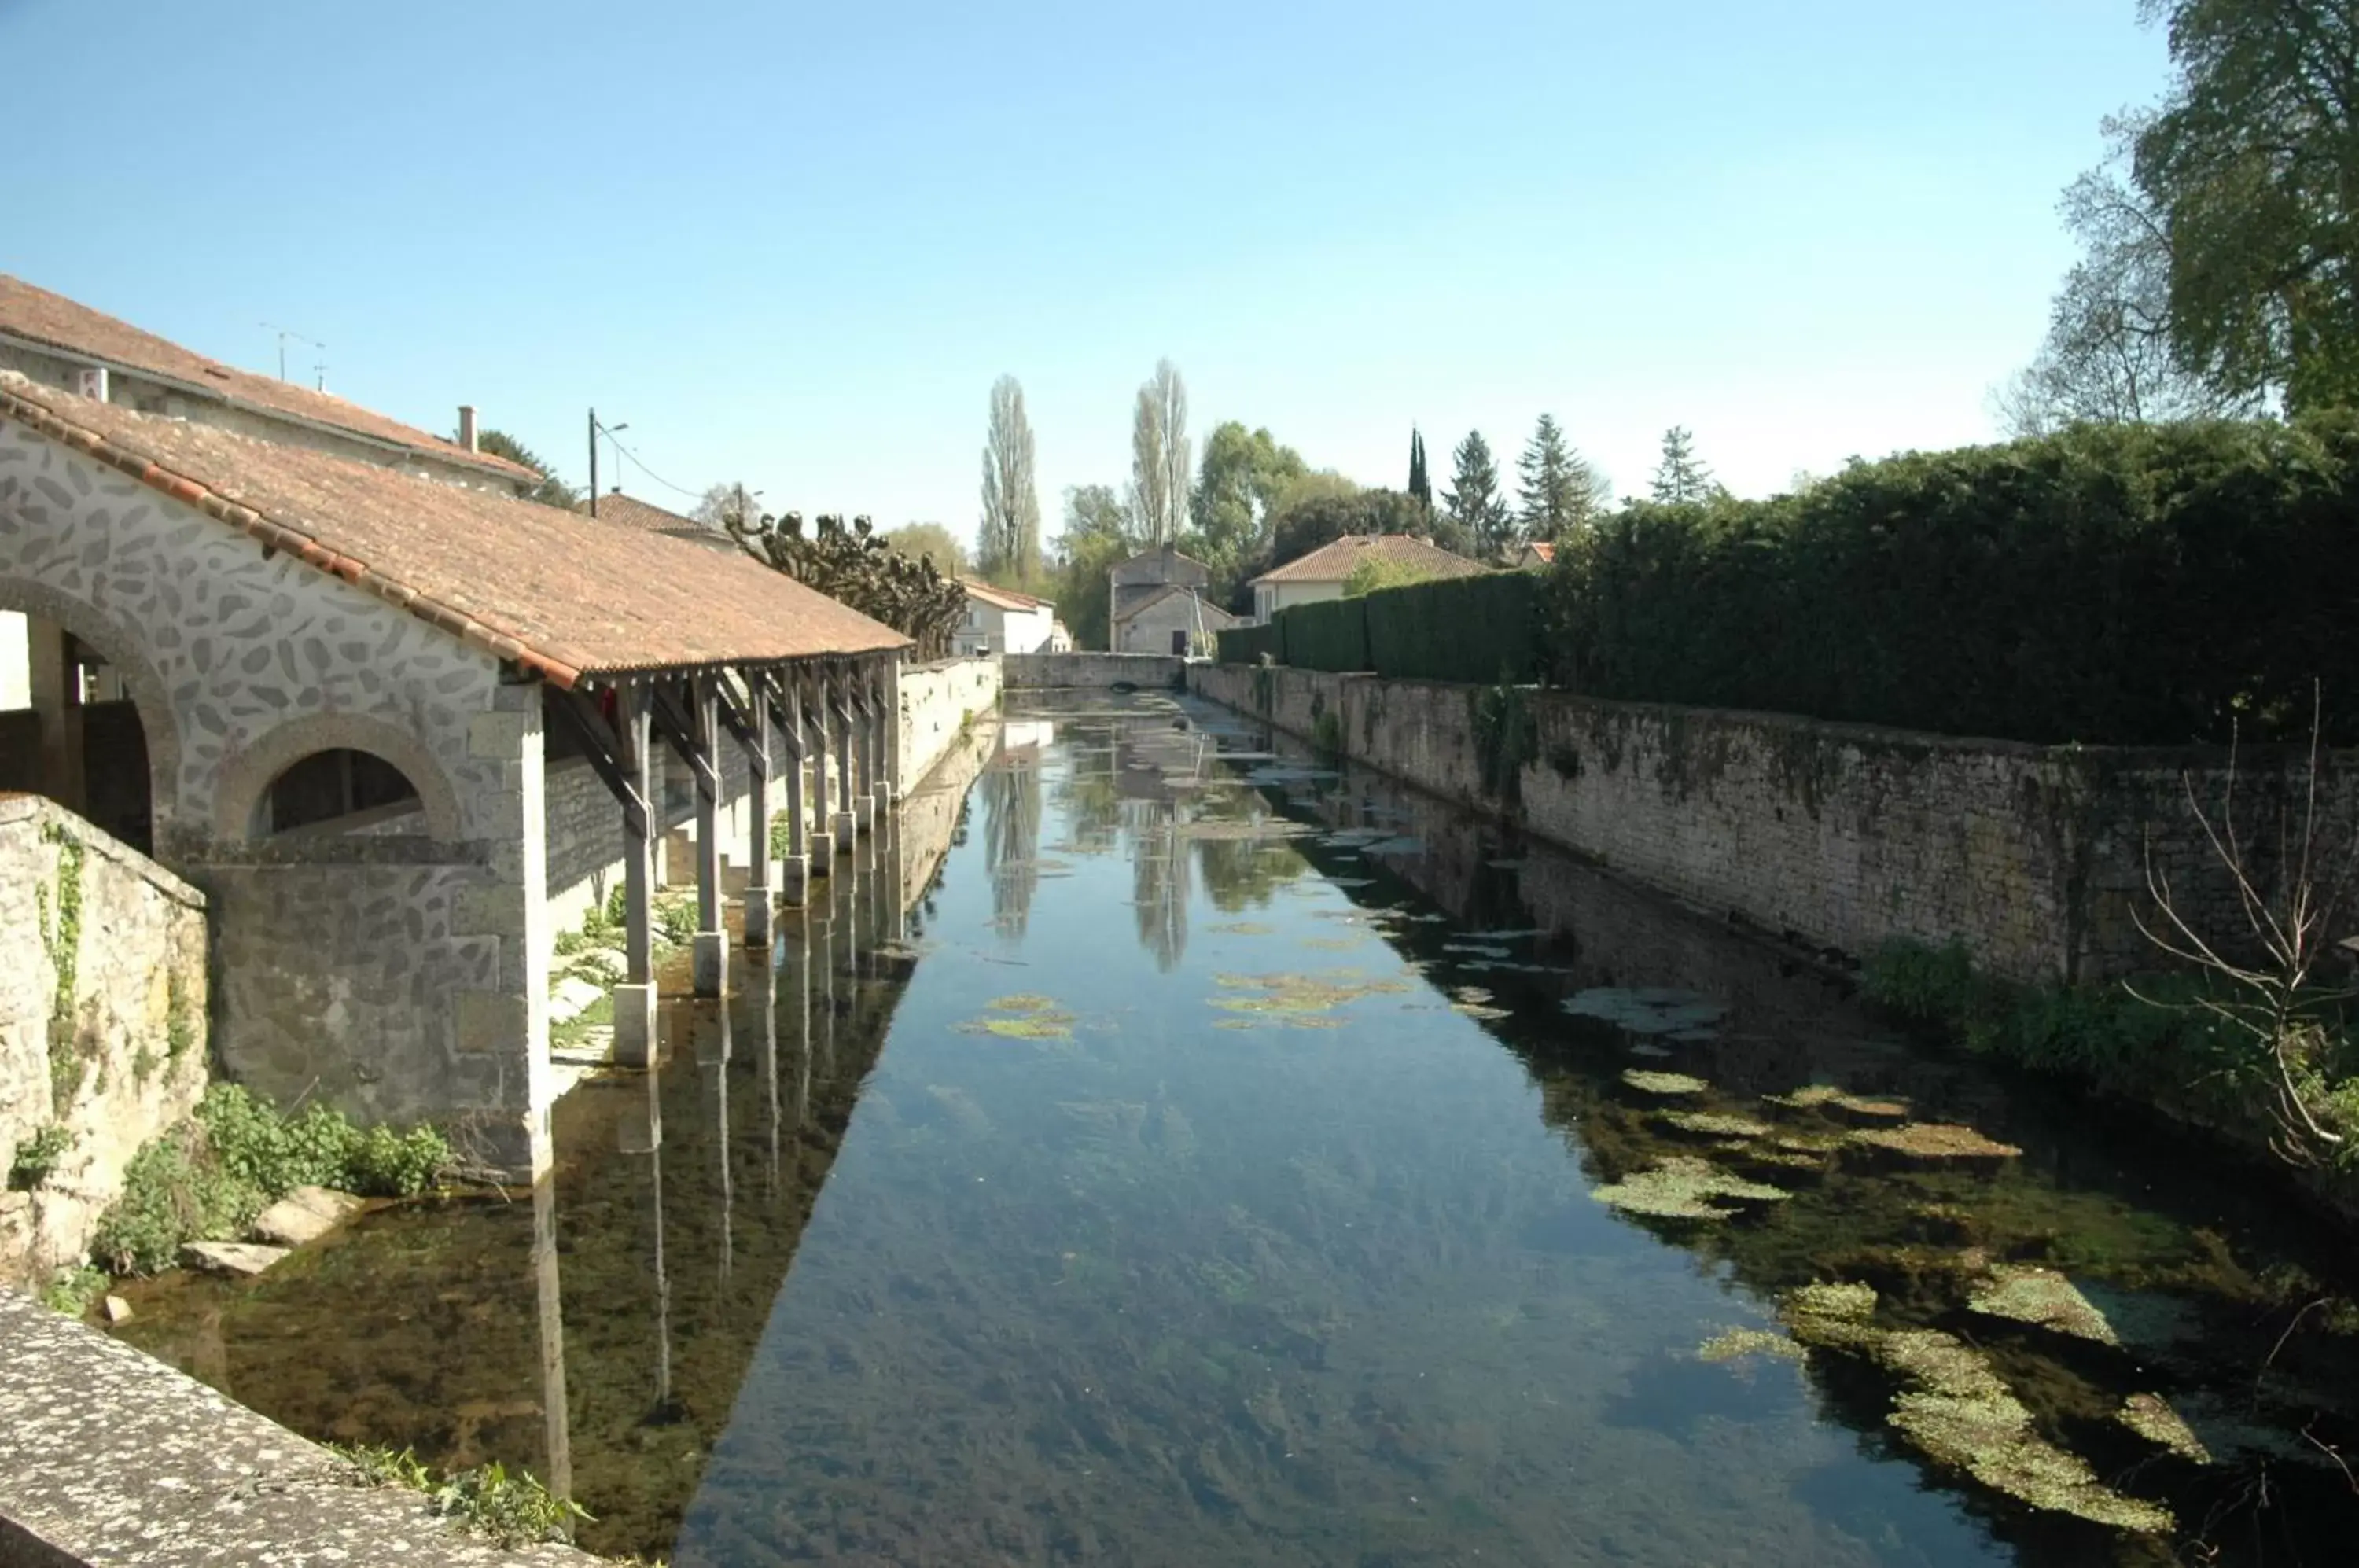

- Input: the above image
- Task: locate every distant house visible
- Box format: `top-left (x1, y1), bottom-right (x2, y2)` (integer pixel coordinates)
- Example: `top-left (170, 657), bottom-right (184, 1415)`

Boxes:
top-left (1515, 540), bottom-right (1555, 570)
top-left (954, 580), bottom-right (1057, 656)
top-left (1048, 620), bottom-right (1075, 653)
top-left (1248, 534), bottom-right (1489, 624)
top-left (587, 490), bottom-right (738, 553)
top-left (1110, 544), bottom-right (1233, 654)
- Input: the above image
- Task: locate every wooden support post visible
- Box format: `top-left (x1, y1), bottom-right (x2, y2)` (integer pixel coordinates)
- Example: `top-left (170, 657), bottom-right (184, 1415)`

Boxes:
top-left (615, 687), bottom-right (658, 1068)
top-left (691, 678), bottom-right (727, 997)
top-left (852, 659), bottom-right (878, 830)
top-left (774, 670), bottom-right (811, 906)
top-left (832, 663), bottom-right (859, 844)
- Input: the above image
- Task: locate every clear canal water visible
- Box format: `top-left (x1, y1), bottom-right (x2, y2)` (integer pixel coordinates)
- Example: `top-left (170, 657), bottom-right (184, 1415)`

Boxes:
top-left (114, 690), bottom-right (2359, 1566)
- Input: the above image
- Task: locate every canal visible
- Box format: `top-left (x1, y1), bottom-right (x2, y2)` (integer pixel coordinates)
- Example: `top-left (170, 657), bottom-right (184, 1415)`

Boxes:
top-left (113, 690), bottom-right (2358, 1565)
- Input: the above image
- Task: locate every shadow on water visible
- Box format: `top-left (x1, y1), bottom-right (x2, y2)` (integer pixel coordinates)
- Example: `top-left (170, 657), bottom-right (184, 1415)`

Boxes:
top-left (113, 690), bottom-right (2359, 1566)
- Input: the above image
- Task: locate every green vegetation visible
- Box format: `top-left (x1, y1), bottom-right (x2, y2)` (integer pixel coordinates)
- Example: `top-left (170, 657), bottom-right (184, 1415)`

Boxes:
top-left (1545, 419), bottom-right (2359, 745)
top-left (1861, 937), bottom-right (2359, 1182)
top-left (38, 823), bottom-right (88, 1110)
top-left (90, 1085), bottom-right (449, 1275)
top-left (1219, 573), bottom-right (1545, 687)
top-left (1341, 554), bottom-right (1437, 597)
top-left (1276, 597), bottom-right (1370, 673)
top-left (330, 1443), bottom-right (591, 1548)
top-left (40, 1264), bottom-right (107, 1318)
top-left (8, 1124), bottom-right (72, 1190)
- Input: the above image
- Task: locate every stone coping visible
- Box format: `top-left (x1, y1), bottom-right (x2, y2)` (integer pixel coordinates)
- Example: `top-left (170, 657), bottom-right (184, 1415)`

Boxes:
top-left (0, 795), bottom-right (204, 911)
top-left (0, 1286), bottom-right (603, 1567)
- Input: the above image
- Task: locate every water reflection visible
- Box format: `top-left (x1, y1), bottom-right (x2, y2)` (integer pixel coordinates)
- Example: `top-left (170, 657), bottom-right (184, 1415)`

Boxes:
top-left (107, 694), bottom-right (2359, 1567)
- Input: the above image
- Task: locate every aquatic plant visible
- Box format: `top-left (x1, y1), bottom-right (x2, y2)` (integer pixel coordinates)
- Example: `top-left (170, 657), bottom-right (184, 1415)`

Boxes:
top-left (1592, 1156), bottom-right (1792, 1220)
top-left (1564, 988), bottom-right (1725, 1037)
top-left (1849, 1123), bottom-right (2023, 1161)
top-left (1966, 1264), bottom-right (2119, 1345)
top-left (2118, 1393), bottom-right (2213, 1463)
top-left (1619, 1070), bottom-right (1710, 1097)
top-left (1207, 970), bottom-right (1409, 1018)
top-left (1660, 1111), bottom-right (1772, 1139)
top-left (1210, 922), bottom-right (1275, 935)
top-left (40, 1264), bottom-right (106, 1318)
top-left (1696, 1327), bottom-right (1803, 1365)
top-left (330, 1443), bottom-right (591, 1548)
top-left (986, 994), bottom-right (1058, 1014)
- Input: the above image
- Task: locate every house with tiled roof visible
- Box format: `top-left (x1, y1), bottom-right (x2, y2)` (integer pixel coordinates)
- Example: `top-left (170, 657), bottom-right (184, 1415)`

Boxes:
top-left (1517, 540), bottom-right (1556, 569)
top-left (1106, 543), bottom-right (1234, 654)
top-left (587, 489), bottom-right (737, 552)
top-left (0, 307), bottom-right (916, 1173)
top-left (1247, 533), bottom-right (1489, 623)
top-left (955, 579), bottom-right (1057, 656)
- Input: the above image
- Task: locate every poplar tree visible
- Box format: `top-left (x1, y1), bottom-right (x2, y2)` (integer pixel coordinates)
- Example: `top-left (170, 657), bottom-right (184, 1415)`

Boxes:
top-left (979, 375), bottom-right (1040, 580)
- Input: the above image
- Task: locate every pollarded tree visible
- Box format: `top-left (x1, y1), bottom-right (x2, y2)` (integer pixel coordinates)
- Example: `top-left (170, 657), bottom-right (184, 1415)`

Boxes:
top-left (1514, 414), bottom-right (1610, 539)
top-left (1651, 426), bottom-right (1717, 504)
top-left (1442, 430), bottom-right (1515, 558)
top-left (980, 375), bottom-right (1041, 580)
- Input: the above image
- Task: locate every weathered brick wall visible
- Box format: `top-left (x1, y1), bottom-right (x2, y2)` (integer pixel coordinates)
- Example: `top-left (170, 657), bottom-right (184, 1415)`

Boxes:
top-left (1191, 663), bottom-right (2358, 984)
top-left (0, 796), bottom-right (208, 1286)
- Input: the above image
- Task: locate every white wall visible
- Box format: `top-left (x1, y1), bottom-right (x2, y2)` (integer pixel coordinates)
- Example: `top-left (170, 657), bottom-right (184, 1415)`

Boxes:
top-left (1253, 579), bottom-right (1345, 624)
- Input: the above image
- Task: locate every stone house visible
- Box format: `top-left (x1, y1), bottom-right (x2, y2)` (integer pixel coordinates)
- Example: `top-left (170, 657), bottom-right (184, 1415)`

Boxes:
top-left (587, 490), bottom-right (738, 554)
top-left (1247, 533), bottom-right (1489, 623)
top-left (0, 364), bottom-right (907, 1174)
top-left (1113, 583), bottom-right (1237, 657)
top-left (952, 580), bottom-right (1056, 656)
top-left (1515, 540), bottom-right (1555, 570)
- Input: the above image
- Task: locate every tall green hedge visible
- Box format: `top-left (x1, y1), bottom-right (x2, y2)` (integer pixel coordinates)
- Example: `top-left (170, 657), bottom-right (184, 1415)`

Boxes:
top-left (1362, 572), bottom-right (1544, 683)
top-left (1217, 622), bottom-right (1283, 664)
top-left (1276, 596), bottom-right (1372, 672)
top-left (1548, 418), bottom-right (2359, 745)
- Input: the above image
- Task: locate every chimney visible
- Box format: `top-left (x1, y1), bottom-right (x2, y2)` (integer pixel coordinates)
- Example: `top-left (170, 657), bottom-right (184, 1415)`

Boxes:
top-left (458, 405), bottom-right (478, 453)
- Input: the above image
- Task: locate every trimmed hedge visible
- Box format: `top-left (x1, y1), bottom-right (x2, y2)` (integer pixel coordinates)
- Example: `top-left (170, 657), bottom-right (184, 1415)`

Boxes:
top-left (1217, 621), bottom-right (1283, 665)
top-left (1277, 596), bottom-right (1372, 673)
top-left (1547, 418), bottom-right (2359, 745)
top-left (1362, 572), bottom-right (1544, 683)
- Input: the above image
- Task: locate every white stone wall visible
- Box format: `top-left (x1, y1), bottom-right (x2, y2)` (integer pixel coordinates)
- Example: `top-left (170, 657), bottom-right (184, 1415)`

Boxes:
top-left (898, 657), bottom-right (1001, 791)
top-left (1115, 591), bottom-right (1231, 655)
top-left (0, 608), bottom-right (24, 709)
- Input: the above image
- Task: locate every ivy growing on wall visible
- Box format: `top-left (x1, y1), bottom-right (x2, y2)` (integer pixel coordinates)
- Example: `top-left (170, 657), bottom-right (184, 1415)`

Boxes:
top-left (36, 823), bottom-right (86, 1113)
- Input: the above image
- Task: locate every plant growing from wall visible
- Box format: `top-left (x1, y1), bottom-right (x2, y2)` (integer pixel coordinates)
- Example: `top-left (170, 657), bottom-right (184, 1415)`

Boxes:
top-left (36, 823), bottom-right (86, 1112)
top-left (7, 1125), bottom-right (72, 1190)
top-left (1472, 678), bottom-right (1539, 807)
top-left (330, 1444), bottom-right (591, 1548)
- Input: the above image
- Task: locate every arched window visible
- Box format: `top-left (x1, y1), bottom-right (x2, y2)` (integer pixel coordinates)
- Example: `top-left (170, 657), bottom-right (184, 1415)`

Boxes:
top-left (257, 748), bottom-right (425, 837)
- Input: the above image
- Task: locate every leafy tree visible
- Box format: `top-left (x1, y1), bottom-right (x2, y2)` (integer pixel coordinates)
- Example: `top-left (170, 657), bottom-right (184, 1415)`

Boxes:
top-left (472, 429), bottom-right (579, 510)
top-left (1186, 421), bottom-right (1306, 583)
top-left (1344, 555), bottom-right (1439, 596)
top-left (1266, 482), bottom-right (1432, 569)
top-left (1997, 115), bottom-right (2259, 434)
top-left (1129, 359), bottom-right (1191, 547)
top-left (2133, 0), bottom-right (2359, 413)
top-left (1650, 426), bottom-right (1717, 504)
top-left (881, 521), bottom-right (966, 576)
top-left (1514, 414), bottom-right (1610, 539)
top-left (979, 375), bottom-right (1041, 580)
top-left (1442, 430), bottom-right (1515, 558)
top-left (691, 481), bottom-right (762, 531)
top-left (1047, 484), bottom-right (1135, 650)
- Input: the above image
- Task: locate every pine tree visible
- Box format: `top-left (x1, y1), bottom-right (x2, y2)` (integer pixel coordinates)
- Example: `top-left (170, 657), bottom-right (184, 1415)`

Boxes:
top-left (1407, 429), bottom-right (1430, 518)
top-left (1514, 414), bottom-right (1610, 540)
top-left (1443, 430), bottom-right (1514, 558)
top-left (1650, 425), bottom-right (1716, 505)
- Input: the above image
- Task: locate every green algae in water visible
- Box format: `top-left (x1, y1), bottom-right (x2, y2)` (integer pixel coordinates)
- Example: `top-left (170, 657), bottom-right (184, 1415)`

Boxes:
top-left (1967, 1264), bottom-right (2119, 1345)
top-left (1209, 922), bottom-right (1275, 936)
top-left (1621, 1070), bottom-right (1710, 1097)
top-left (1563, 988), bottom-right (1727, 1036)
top-left (2119, 1393), bottom-right (2213, 1463)
top-left (1850, 1123), bottom-right (2023, 1161)
top-left (987, 994), bottom-right (1059, 1014)
top-left (1697, 1327), bottom-right (1805, 1366)
top-left (1592, 1156), bottom-right (1792, 1220)
top-left (1660, 1111), bottom-right (1772, 1139)
top-left (1765, 1085), bottom-right (1911, 1119)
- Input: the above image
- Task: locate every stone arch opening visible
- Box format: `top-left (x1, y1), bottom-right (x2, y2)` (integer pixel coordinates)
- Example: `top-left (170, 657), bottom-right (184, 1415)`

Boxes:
top-left (0, 577), bottom-right (178, 859)
top-left (211, 712), bottom-right (466, 845)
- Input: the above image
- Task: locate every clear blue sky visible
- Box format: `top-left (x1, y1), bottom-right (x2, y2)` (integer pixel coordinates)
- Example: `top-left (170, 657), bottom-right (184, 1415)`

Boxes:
top-left (0, 0), bottom-right (2167, 550)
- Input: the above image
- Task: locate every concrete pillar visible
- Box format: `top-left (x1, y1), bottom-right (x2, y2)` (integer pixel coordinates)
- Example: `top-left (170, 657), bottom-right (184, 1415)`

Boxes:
top-left (614, 689), bottom-right (659, 1069)
top-left (25, 620), bottom-right (85, 815)
top-left (832, 664), bottom-right (858, 845)
top-left (778, 672), bottom-right (810, 907)
top-left (742, 684), bottom-right (774, 949)
top-left (691, 679), bottom-right (728, 998)
top-left (807, 667), bottom-right (836, 871)
top-left (451, 681), bottom-right (554, 1179)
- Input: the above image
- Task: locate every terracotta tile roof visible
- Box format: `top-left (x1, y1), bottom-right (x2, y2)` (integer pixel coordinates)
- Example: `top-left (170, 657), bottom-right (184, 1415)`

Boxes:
top-left (587, 491), bottom-right (734, 550)
top-left (962, 578), bottom-right (1054, 612)
top-left (1249, 533), bottom-right (1492, 586)
top-left (0, 274), bottom-right (539, 485)
top-left (1523, 540), bottom-right (1555, 564)
top-left (0, 378), bottom-right (908, 688)
top-left (1113, 583), bottom-right (1239, 626)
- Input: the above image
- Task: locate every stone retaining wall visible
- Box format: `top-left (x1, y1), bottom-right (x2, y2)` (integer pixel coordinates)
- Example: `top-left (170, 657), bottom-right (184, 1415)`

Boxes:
top-left (1190, 663), bottom-right (2353, 985)
top-left (1004, 652), bottom-right (1186, 689)
top-left (0, 797), bottom-right (207, 1288)
top-left (898, 657), bottom-right (1001, 791)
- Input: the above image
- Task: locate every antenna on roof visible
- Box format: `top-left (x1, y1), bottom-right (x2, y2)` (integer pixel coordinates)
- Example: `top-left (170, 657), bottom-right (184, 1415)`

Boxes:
top-left (259, 323), bottom-right (324, 383)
